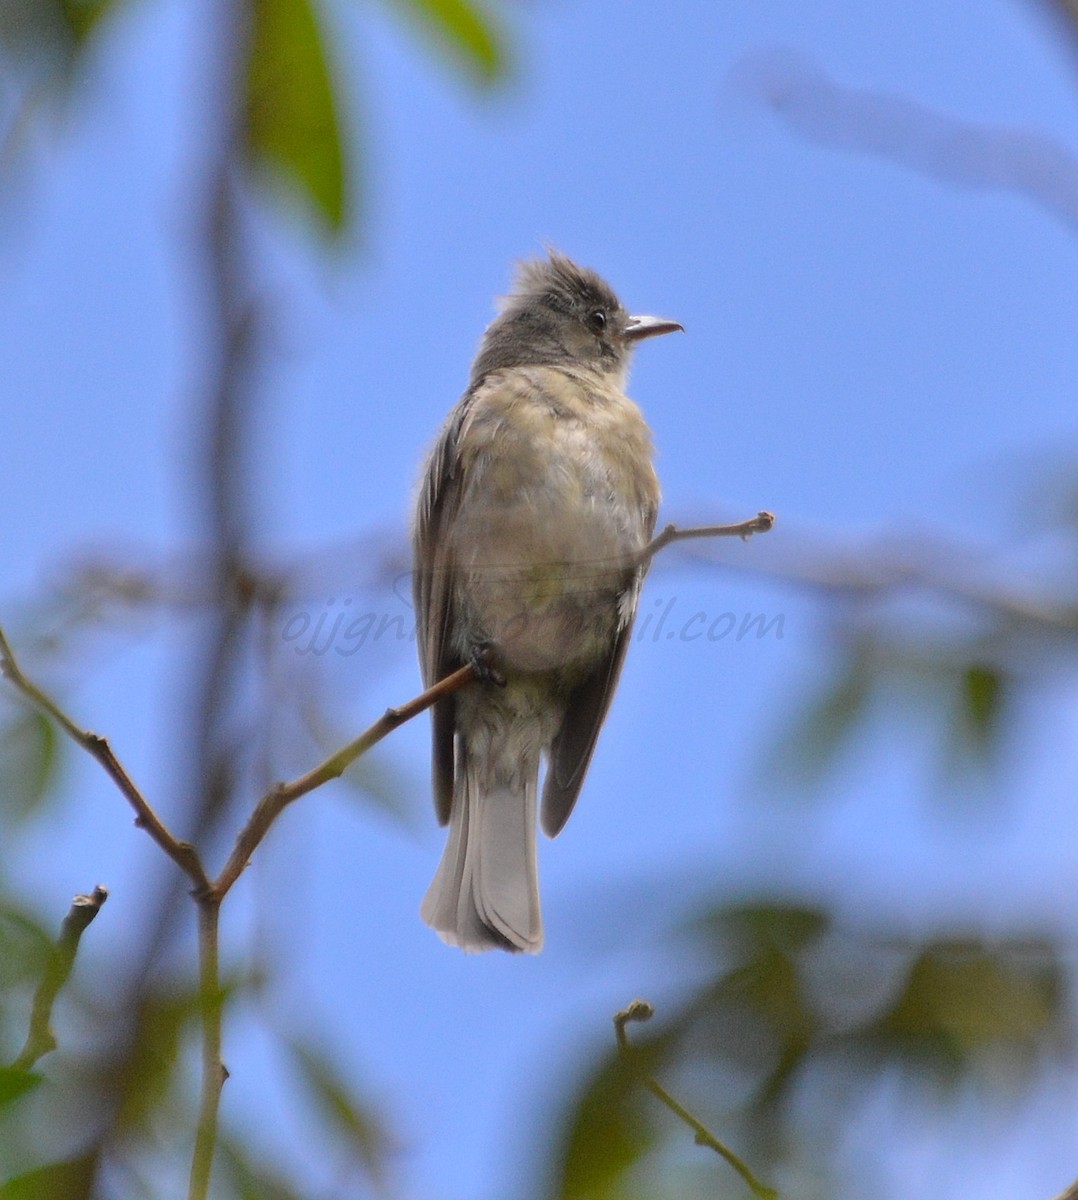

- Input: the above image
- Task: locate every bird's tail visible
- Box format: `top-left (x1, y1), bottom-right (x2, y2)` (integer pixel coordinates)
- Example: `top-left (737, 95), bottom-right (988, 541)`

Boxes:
top-left (420, 743), bottom-right (543, 953)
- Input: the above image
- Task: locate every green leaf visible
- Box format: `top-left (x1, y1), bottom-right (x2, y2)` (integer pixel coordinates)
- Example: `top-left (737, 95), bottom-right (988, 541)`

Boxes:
top-left (0, 1066), bottom-right (41, 1109)
top-left (58, 0), bottom-right (118, 41)
top-left (286, 1039), bottom-right (391, 1186)
top-left (550, 1047), bottom-right (656, 1200)
top-left (246, 0), bottom-right (347, 234)
top-left (0, 711), bottom-right (59, 827)
top-left (385, 0), bottom-right (504, 82)
top-left (709, 903), bottom-right (831, 957)
top-left (961, 663), bottom-right (1002, 751)
top-left (874, 940), bottom-right (1060, 1067)
top-left (0, 1154), bottom-right (97, 1200)
top-left (0, 0), bottom-right (119, 70)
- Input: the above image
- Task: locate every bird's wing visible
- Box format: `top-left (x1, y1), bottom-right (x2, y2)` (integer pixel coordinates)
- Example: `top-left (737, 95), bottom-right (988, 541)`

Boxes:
top-left (540, 576), bottom-right (643, 837)
top-left (413, 398), bottom-right (472, 825)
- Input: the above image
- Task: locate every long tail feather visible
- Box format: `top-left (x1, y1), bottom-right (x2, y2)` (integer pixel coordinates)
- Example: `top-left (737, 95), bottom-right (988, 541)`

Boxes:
top-left (421, 747), bottom-right (542, 953)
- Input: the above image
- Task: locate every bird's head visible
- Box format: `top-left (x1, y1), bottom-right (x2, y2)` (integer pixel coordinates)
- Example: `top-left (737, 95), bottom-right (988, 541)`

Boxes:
top-left (470, 250), bottom-right (682, 386)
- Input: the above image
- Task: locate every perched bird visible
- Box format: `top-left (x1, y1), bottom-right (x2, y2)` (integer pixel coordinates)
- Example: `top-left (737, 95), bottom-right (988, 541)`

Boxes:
top-left (413, 251), bottom-right (681, 952)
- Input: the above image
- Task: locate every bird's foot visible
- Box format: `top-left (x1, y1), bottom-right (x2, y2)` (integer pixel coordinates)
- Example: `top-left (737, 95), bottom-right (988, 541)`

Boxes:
top-left (469, 642), bottom-right (506, 687)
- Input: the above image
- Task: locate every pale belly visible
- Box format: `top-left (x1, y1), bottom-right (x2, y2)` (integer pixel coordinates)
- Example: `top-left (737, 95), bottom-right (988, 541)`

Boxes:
top-left (449, 445), bottom-right (645, 674)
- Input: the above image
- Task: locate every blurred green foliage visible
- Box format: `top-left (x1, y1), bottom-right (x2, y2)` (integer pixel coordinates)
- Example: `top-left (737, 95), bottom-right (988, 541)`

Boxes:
top-left (1, 0), bottom-right (505, 237)
top-left (553, 461), bottom-right (1078, 1199)
top-left (246, 0), bottom-right (347, 234)
top-left (0, 0), bottom-right (117, 62)
top-left (385, 0), bottom-right (504, 82)
top-left (0, 1154), bottom-right (98, 1200)
top-left (0, 1068), bottom-right (42, 1110)
top-left (548, 905), bottom-right (1071, 1200)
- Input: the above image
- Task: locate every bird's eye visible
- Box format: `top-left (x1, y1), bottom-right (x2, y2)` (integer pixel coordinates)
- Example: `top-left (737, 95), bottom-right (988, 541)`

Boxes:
top-left (588, 309), bottom-right (607, 333)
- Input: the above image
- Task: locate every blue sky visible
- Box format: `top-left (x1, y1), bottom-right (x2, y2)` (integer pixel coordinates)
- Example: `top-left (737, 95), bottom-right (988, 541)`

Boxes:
top-left (3, 0), bottom-right (1078, 1196)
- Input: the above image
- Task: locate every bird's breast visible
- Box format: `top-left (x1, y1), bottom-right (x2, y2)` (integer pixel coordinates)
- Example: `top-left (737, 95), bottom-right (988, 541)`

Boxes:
top-left (448, 367), bottom-right (658, 673)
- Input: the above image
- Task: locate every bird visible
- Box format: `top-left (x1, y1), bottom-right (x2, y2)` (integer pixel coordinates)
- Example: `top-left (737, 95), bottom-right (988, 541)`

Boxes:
top-left (413, 251), bottom-right (681, 952)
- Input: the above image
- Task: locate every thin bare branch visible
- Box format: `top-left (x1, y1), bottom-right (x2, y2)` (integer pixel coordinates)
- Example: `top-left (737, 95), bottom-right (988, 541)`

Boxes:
top-left (212, 660), bottom-right (478, 898)
top-left (181, 0), bottom-right (258, 1188)
top-left (614, 1000), bottom-right (777, 1200)
top-left (731, 48), bottom-right (1078, 235)
top-left (0, 500), bottom-right (774, 1186)
top-left (211, 513), bottom-right (775, 898)
top-left (12, 886), bottom-right (109, 1071)
top-left (638, 511), bottom-right (776, 568)
top-left (0, 625), bottom-right (210, 894)
top-left (188, 896), bottom-right (227, 1200)
top-left (1, 508), bottom-right (777, 911)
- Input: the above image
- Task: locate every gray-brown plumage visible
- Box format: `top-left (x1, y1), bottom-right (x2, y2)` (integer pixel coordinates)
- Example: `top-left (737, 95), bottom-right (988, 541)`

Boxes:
top-left (413, 251), bottom-right (681, 952)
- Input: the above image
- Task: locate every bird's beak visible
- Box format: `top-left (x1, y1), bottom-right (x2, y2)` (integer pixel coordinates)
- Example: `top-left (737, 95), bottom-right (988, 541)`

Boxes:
top-left (622, 314), bottom-right (684, 342)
